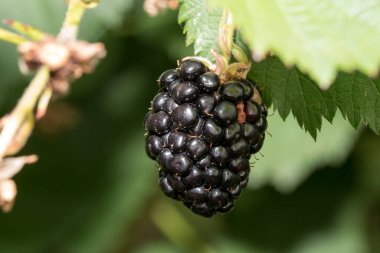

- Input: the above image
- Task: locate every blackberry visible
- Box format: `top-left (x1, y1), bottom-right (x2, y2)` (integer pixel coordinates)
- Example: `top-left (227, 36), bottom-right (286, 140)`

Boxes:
top-left (144, 59), bottom-right (268, 217)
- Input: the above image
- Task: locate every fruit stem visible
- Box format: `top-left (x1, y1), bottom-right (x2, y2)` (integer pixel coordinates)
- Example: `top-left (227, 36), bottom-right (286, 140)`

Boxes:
top-left (0, 67), bottom-right (49, 159)
top-left (0, 0), bottom-right (100, 212)
top-left (215, 9), bottom-right (252, 82)
top-left (219, 9), bottom-right (234, 61)
top-left (58, 0), bottom-right (99, 42)
top-left (3, 19), bottom-right (46, 41)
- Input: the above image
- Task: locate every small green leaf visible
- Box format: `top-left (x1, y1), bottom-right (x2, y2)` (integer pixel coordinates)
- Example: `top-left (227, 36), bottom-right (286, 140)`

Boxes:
top-left (210, 0), bottom-right (380, 88)
top-left (250, 57), bottom-right (380, 136)
top-left (178, 0), bottom-right (223, 61)
top-left (331, 72), bottom-right (380, 134)
top-left (249, 57), bottom-right (336, 138)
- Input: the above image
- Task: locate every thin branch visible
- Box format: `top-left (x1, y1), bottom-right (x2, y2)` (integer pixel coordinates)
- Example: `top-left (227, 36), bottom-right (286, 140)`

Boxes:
top-left (0, 28), bottom-right (27, 45)
top-left (0, 67), bottom-right (49, 159)
top-left (58, 0), bottom-right (99, 42)
top-left (3, 19), bottom-right (46, 41)
top-left (0, 0), bottom-right (102, 213)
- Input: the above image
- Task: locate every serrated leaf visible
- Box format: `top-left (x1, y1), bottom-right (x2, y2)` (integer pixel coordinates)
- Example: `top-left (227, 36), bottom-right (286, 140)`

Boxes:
top-left (331, 72), bottom-right (380, 134)
top-left (251, 111), bottom-right (357, 192)
top-left (178, 0), bottom-right (223, 61)
top-left (210, 0), bottom-right (380, 88)
top-left (249, 57), bottom-right (336, 138)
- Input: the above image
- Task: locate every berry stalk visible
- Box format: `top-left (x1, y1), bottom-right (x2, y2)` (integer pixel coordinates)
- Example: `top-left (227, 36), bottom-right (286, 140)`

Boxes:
top-left (0, 0), bottom-right (104, 212)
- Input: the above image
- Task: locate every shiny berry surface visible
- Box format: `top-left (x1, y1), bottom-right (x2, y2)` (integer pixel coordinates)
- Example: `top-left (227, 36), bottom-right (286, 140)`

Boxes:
top-left (179, 60), bottom-right (207, 81)
top-left (144, 59), bottom-right (268, 217)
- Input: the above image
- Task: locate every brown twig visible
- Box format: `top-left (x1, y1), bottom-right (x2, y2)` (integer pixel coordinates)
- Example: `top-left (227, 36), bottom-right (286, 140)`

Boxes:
top-left (0, 0), bottom-right (102, 212)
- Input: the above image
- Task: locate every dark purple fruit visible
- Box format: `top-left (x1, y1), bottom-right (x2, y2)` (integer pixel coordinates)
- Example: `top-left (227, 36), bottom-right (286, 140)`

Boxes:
top-left (230, 139), bottom-right (250, 157)
top-left (145, 135), bottom-right (162, 159)
top-left (152, 92), bottom-right (169, 112)
top-left (159, 69), bottom-right (180, 90)
top-left (167, 175), bottom-right (186, 193)
top-left (196, 155), bottom-right (212, 169)
top-left (204, 166), bottom-right (221, 187)
top-left (196, 95), bottom-right (216, 117)
top-left (159, 177), bottom-right (178, 200)
top-left (145, 111), bottom-right (172, 135)
top-left (208, 189), bottom-right (229, 208)
top-left (221, 169), bottom-right (240, 189)
top-left (214, 101), bottom-right (237, 125)
top-left (191, 202), bottom-right (215, 217)
top-left (244, 101), bottom-right (261, 124)
top-left (203, 119), bottom-right (224, 144)
top-left (145, 58), bottom-right (268, 217)
top-left (189, 118), bottom-right (205, 136)
top-left (198, 72), bottom-right (220, 92)
top-left (172, 104), bottom-right (198, 129)
top-left (168, 132), bottom-right (187, 153)
top-left (229, 185), bottom-right (242, 199)
top-left (168, 153), bottom-right (193, 175)
top-left (240, 177), bottom-right (249, 188)
top-left (172, 81), bottom-right (199, 103)
top-left (242, 123), bottom-right (260, 143)
top-left (238, 79), bottom-right (254, 99)
top-left (182, 166), bottom-right (204, 188)
top-left (251, 133), bottom-right (265, 154)
top-left (186, 138), bottom-right (209, 161)
top-left (179, 60), bottom-right (207, 81)
top-left (210, 146), bottom-right (229, 166)
top-left (163, 97), bottom-right (179, 115)
top-left (255, 117), bottom-right (268, 132)
top-left (185, 186), bottom-right (206, 202)
top-left (157, 149), bottom-right (173, 169)
top-left (217, 201), bottom-right (234, 213)
top-left (225, 123), bottom-right (242, 144)
top-left (221, 82), bottom-right (244, 101)
top-left (229, 157), bottom-right (250, 173)
top-left (167, 79), bottom-right (181, 95)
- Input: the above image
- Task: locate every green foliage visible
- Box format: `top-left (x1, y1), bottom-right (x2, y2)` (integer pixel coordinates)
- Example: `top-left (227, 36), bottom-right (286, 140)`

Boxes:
top-left (250, 57), bottom-right (380, 137)
top-left (178, 0), bottom-right (380, 137)
top-left (178, 0), bottom-right (223, 61)
top-left (331, 72), bottom-right (380, 134)
top-left (210, 0), bottom-right (380, 88)
top-left (249, 57), bottom-right (336, 138)
top-left (1, 1), bottom-right (380, 253)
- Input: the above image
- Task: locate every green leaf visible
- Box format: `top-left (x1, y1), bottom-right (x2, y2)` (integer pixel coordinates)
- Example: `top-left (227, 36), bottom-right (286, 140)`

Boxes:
top-left (210, 0), bottom-right (380, 88)
top-left (250, 57), bottom-right (380, 137)
top-left (331, 72), bottom-right (380, 134)
top-left (178, 0), bottom-right (223, 61)
top-left (249, 57), bottom-right (336, 138)
top-left (251, 111), bottom-right (358, 192)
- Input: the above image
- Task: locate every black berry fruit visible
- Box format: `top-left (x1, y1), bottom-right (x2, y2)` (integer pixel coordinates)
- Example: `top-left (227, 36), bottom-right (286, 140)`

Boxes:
top-left (144, 59), bottom-right (268, 217)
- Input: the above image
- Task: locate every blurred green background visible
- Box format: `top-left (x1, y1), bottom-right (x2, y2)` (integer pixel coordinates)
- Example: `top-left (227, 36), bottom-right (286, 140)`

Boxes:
top-left (0, 1), bottom-right (380, 253)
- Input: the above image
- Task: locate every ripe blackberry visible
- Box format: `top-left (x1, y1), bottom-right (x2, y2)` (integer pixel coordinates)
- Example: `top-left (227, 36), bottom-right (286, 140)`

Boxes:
top-left (144, 59), bottom-right (268, 217)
